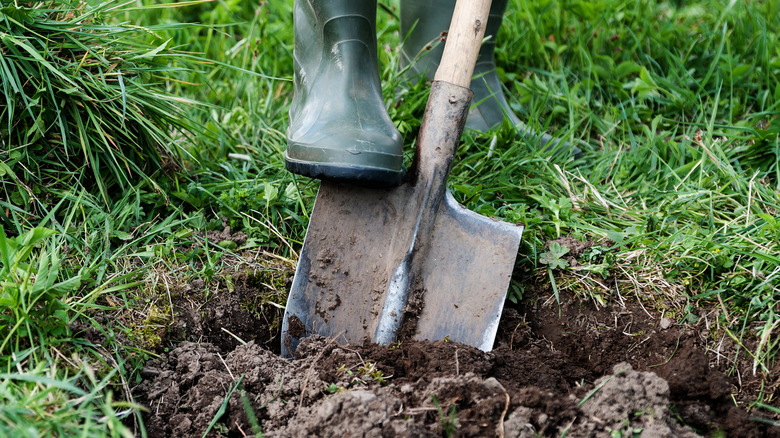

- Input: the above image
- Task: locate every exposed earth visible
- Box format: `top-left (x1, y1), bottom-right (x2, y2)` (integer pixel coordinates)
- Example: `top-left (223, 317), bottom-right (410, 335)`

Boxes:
top-left (111, 234), bottom-right (779, 437)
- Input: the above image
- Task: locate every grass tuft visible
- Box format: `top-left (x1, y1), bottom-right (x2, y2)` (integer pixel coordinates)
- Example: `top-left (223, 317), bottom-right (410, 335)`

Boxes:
top-left (0, 0), bottom-right (202, 228)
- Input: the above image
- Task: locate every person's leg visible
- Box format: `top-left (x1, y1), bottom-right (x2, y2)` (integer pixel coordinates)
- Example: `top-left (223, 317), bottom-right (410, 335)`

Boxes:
top-left (286, 0), bottom-right (404, 186)
top-left (400, 0), bottom-right (563, 149)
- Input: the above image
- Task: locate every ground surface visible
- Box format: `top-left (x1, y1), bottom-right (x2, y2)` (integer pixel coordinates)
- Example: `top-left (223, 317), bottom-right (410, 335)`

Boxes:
top-left (129, 259), bottom-right (780, 438)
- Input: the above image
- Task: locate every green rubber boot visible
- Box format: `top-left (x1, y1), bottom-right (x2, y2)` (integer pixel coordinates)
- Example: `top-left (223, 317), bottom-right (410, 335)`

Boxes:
top-left (286, 0), bottom-right (404, 186)
top-left (400, 0), bottom-right (563, 149)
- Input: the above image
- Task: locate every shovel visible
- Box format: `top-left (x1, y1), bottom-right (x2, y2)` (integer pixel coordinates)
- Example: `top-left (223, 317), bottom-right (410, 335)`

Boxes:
top-left (281, 0), bottom-right (523, 358)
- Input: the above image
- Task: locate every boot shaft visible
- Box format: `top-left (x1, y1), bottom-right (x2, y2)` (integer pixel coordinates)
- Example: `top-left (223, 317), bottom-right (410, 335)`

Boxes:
top-left (291, 0), bottom-right (382, 126)
top-left (287, 0), bottom-right (404, 186)
top-left (400, 0), bottom-right (509, 79)
top-left (294, 0), bottom-right (378, 52)
top-left (293, 0), bottom-right (379, 83)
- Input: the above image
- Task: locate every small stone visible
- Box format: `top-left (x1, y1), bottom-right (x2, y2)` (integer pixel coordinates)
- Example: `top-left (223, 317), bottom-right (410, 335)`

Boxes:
top-left (660, 318), bottom-right (672, 330)
top-left (483, 377), bottom-right (506, 392)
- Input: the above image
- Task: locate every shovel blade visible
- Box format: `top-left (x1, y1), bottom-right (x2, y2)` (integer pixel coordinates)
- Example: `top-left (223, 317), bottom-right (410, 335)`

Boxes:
top-left (281, 181), bottom-right (523, 357)
top-left (412, 191), bottom-right (523, 351)
top-left (281, 181), bottom-right (413, 357)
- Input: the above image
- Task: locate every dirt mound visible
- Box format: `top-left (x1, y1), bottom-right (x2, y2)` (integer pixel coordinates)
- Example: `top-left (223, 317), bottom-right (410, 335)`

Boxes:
top-left (573, 362), bottom-right (699, 437)
top-left (132, 276), bottom-right (780, 437)
top-left (136, 338), bottom-right (732, 437)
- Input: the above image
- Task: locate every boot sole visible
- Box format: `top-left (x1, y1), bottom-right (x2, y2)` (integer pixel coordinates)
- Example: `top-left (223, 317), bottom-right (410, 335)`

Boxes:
top-left (285, 153), bottom-right (405, 188)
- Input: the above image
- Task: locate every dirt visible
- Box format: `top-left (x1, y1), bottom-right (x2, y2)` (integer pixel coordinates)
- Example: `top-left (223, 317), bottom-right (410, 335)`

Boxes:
top-left (127, 250), bottom-right (780, 437)
top-left (167, 272), bottom-right (285, 355)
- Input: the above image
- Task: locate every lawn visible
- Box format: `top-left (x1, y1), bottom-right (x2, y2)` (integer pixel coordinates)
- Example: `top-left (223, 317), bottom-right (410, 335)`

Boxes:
top-left (1, 0), bottom-right (778, 435)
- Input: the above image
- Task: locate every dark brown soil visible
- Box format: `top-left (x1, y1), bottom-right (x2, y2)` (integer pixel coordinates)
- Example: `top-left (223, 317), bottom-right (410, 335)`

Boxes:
top-left (168, 276), bottom-right (283, 355)
top-left (132, 268), bottom-right (780, 437)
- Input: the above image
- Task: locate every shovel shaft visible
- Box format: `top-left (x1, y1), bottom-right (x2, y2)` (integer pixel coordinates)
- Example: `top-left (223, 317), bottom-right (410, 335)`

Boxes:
top-left (434, 0), bottom-right (493, 87)
top-left (409, 83), bottom-right (471, 189)
top-left (411, 0), bottom-right (492, 193)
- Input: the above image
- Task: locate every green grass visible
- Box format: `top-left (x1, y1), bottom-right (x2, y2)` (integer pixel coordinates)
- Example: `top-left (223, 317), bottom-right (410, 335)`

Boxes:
top-left (1, 0), bottom-right (779, 434)
top-left (0, 0), bottom-right (207, 226)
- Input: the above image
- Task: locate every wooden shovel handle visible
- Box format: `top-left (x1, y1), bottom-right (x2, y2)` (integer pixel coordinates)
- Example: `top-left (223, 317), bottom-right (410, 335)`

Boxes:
top-left (433, 0), bottom-right (493, 88)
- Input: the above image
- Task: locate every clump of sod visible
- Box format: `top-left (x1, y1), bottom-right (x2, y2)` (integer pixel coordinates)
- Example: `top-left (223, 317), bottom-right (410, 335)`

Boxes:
top-left (0, 0), bottom-right (199, 227)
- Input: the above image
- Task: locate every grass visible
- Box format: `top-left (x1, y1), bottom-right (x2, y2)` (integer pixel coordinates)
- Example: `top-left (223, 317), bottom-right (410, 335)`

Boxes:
top-left (1, 0), bottom-right (778, 434)
top-left (0, 0), bottom-right (204, 225)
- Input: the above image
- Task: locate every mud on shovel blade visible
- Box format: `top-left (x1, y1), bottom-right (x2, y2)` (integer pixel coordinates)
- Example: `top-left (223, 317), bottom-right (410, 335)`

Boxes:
top-left (281, 0), bottom-right (522, 358)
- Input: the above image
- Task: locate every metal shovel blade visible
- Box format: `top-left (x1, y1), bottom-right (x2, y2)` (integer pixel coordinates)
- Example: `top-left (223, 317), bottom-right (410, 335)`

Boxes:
top-left (281, 82), bottom-right (523, 358)
top-left (411, 191), bottom-right (523, 350)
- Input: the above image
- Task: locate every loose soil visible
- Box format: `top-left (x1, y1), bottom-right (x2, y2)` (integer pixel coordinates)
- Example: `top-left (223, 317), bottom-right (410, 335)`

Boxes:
top-left (128, 249), bottom-right (780, 437)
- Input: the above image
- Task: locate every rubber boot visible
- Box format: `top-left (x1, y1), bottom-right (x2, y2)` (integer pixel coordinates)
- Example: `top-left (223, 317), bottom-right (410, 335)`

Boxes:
top-left (400, 0), bottom-right (563, 149)
top-left (286, 0), bottom-right (404, 186)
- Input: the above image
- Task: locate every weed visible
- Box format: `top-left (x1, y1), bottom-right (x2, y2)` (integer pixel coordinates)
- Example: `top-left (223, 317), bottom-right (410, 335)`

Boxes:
top-left (608, 424), bottom-right (643, 438)
top-left (202, 374), bottom-right (244, 438)
top-left (431, 395), bottom-right (458, 437)
top-left (240, 386), bottom-right (265, 438)
top-left (539, 242), bottom-right (569, 314)
top-left (357, 361), bottom-right (388, 385)
top-left (539, 243), bottom-right (570, 270)
top-left (337, 361), bottom-right (390, 387)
